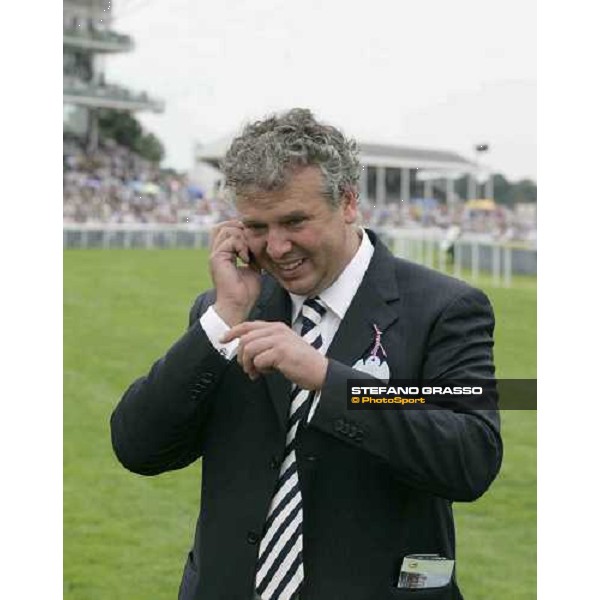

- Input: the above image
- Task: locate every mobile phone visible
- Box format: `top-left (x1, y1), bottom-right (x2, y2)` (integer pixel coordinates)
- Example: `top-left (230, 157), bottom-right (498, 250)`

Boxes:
top-left (247, 249), bottom-right (262, 273)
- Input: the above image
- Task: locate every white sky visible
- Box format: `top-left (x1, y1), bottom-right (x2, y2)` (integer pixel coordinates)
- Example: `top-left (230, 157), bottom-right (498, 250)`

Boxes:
top-left (107, 0), bottom-right (536, 181)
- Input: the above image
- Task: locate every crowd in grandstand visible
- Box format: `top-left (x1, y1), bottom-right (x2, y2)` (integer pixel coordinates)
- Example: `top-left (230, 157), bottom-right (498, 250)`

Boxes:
top-left (63, 138), bottom-right (535, 242)
top-left (360, 202), bottom-right (533, 241)
top-left (63, 137), bottom-right (236, 226)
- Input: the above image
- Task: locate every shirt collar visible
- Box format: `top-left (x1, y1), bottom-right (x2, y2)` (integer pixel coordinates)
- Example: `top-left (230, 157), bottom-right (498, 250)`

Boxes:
top-left (289, 228), bottom-right (374, 323)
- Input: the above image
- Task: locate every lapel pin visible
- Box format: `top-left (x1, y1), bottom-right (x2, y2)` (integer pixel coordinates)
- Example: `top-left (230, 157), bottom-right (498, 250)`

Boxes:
top-left (352, 324), bottom-right (390, 382)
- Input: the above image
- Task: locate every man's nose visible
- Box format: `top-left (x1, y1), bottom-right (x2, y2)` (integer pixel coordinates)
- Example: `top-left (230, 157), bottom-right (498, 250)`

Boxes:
top-left (265, 228), bottom-right (292, 259)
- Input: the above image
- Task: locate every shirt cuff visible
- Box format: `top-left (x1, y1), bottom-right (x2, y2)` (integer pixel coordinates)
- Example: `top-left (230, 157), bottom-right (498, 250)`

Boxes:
top-left (199, 305), bottom-right (239, 360)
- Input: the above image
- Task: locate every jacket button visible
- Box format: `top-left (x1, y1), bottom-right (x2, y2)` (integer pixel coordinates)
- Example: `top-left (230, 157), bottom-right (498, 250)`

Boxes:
top-left (247, 531), bottom-right (259, 545)
top-left (306, 454), bottom-right (317, 462)
top-left (269, 456), bottom-right (280, 469)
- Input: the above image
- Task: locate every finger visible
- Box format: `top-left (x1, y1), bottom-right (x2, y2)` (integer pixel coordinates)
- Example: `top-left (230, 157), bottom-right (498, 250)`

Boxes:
top-left (237, 345), bottom-right (259, 380)
top-left (238, 336), bottom-right (275, 378)
top-left (211, 225), bottom-right (226, 243)
top-left (211, 220), bottom-right (244, 240)
top-left (211, 223), bottom-right (247, 252)
top-left (251, 348), bottom-right (280, 373)
top-left (239, 229), bottom-right (262, 272)
top-left (223, 321), bottom-right (290, 344)
top-left (237, 332), bottom-right (275, 381)
top-left (239, 334), bottom-right (278, 365)
top-left (213, 231), bottom-right (250, 264)
top-left (221, 320), bottom-right (280, 343)
top-left (212, 226), bottom-right (245, 250)
top-left (238, 326), bottom-right (284, 348)
top-left (229, 238), bottom-right (251, 264)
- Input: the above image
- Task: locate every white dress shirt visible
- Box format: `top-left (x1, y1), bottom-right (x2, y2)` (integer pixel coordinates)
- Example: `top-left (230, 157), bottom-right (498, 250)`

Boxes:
top-left (199, 228), bottom-right (375, 418)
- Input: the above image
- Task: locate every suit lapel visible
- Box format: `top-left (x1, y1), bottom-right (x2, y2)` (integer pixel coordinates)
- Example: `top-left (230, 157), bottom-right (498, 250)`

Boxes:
top-left (327, 231), bottom-right (400, 367)
top-left (250, 278), bottom-right (293, 432)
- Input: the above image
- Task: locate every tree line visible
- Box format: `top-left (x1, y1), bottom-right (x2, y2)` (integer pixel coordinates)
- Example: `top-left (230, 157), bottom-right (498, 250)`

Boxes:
top-left (454, 174), bottom-right (537, 205)
top-left (98, 110), bottom-right (165, 164)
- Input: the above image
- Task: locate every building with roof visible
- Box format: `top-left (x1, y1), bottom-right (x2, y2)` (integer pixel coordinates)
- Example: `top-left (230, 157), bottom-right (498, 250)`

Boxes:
top-left (63, 0), bottom-right (164, 150)
top-left (195, 137), bottom-right (493, 205)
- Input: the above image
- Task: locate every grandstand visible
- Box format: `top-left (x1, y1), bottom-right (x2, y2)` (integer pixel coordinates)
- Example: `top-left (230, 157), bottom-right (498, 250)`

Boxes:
top-left (63, 0), bottom-right (164, 151)
top-left (196, 136), bottom-right (490, 207)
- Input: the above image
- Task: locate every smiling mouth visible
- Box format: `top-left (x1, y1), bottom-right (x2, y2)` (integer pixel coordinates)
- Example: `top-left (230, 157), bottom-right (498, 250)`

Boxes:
top-left (274, 258), bottom-right (306, 275)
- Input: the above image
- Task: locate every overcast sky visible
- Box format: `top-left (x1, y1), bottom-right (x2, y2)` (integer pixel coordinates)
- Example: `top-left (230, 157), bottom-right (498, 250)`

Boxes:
top-left (107, 0), bottom-right (536, 181)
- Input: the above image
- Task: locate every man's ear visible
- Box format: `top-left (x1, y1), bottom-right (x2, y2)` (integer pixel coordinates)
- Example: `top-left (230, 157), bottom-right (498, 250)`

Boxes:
top-left (341, 187), bottom-right (359, 224)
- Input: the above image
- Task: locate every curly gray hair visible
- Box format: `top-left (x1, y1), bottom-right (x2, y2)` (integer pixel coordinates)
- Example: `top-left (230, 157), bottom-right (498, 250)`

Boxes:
top-left (221, 108), bottom-right (361, 207)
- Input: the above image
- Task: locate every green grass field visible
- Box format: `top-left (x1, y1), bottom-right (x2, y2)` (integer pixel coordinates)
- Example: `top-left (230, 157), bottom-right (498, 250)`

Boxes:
top-left (64, 249), bottom-right (536, 600)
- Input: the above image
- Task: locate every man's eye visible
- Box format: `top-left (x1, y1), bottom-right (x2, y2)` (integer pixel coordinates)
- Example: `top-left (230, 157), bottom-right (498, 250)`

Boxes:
top-left (246, 224), bottom-right (267, 232)
top-left (286, 218), bottom-right (305, 227)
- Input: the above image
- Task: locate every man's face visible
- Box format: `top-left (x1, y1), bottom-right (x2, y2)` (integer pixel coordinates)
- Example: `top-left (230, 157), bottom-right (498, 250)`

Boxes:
top-left (236, 167), bottom-right (359, 297)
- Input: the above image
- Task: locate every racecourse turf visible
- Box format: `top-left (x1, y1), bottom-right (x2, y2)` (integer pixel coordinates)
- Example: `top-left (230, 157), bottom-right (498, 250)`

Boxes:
top-left (64, 248), bottom-right (536, 600)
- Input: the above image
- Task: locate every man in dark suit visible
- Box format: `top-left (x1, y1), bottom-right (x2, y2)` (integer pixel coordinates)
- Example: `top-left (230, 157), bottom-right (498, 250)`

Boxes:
top-left (111, 108), bottom-right (502, 600)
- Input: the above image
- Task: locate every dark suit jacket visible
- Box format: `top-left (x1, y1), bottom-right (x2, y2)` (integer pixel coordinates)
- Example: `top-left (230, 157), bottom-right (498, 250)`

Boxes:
top-left (110, 229), bottom-right (502, 600)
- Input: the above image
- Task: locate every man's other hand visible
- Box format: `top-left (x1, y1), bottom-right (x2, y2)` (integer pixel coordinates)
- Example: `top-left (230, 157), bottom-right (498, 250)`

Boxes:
top-left (221, 321), bottom-right (328, 390)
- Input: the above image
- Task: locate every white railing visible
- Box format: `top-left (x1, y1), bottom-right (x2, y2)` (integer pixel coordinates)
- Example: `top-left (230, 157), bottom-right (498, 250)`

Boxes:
top-left (63, 223), bottom-right (213, 250)
top-left (63, 224), bottom-right (536, 286)
top-left (375, 227), bottom-right (534, 287)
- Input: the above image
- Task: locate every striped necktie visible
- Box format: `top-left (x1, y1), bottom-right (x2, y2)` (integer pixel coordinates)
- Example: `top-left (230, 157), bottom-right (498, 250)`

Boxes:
top-left (254, 297), bottom-right (327, 600)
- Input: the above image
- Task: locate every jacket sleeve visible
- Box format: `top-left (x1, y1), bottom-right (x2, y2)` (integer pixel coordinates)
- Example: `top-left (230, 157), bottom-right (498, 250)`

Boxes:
top-left (110, 290), bottom-right (230, 476)
top-left (310, 287), bottom-right (502, 502)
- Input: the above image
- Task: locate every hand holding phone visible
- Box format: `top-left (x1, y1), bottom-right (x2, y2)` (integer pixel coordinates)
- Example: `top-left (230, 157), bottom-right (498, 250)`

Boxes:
top-left (209, 220), bottom-right (262, 327)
